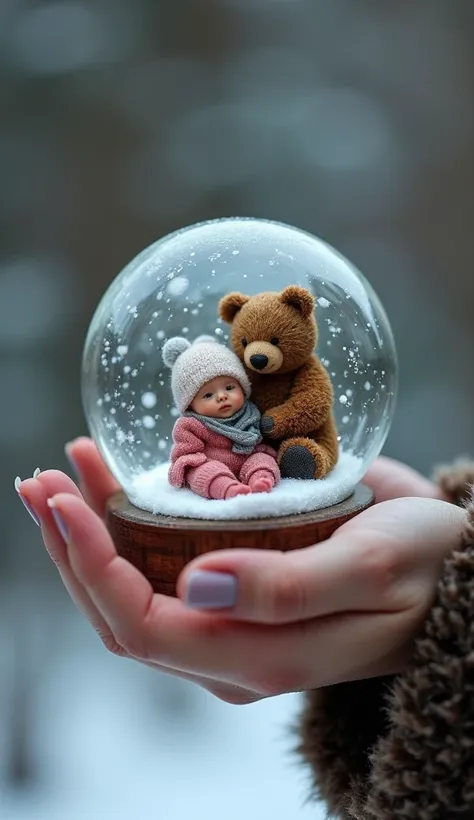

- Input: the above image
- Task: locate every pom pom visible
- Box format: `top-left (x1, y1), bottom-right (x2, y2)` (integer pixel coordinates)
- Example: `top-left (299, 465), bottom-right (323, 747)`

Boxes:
top-left (193, 335), bottom-right (218, 345)
top-left (162, 337), bottom-right (191, 368)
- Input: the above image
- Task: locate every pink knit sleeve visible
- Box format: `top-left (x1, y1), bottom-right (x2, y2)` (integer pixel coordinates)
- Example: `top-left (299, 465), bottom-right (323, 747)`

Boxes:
top-left (255, 442), bottom-right (279, 459)
top-left (168, 418), bottom-right (208, 488)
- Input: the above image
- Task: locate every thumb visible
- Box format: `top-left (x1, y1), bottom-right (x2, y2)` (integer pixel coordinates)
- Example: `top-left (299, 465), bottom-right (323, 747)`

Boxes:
top-left (177, 497), bottom-right (467, 624)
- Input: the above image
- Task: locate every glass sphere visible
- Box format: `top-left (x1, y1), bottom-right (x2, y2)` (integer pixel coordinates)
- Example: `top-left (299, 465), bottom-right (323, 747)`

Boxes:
top-left (82, 218), bottom-right (397, 519)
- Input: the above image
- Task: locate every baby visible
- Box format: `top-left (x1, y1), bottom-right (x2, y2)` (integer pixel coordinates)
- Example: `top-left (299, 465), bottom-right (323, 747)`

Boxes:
top-left (162, 335), bottom-right (280, 500)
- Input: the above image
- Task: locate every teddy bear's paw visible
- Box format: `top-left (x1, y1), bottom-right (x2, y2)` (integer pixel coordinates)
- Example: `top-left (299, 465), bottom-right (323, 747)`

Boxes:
top-left (260, 415), bottom-right (275, 434)
top-left (280, 445), bottom-right (317, 480)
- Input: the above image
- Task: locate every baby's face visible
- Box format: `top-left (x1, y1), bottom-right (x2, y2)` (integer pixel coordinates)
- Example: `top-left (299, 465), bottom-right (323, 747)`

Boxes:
top-left (190, 376), bottom-right (245, 418)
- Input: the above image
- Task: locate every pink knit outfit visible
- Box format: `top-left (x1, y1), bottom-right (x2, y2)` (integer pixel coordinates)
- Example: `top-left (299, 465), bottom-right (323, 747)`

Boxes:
top-left (169, 417), bottom-right (280, 500)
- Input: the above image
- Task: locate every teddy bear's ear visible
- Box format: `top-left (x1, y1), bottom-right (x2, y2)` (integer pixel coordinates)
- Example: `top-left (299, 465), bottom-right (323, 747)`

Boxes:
top-left (218, 292), bottom-right (250, 323)
top-left (280, 286), bottom-right (315, 319)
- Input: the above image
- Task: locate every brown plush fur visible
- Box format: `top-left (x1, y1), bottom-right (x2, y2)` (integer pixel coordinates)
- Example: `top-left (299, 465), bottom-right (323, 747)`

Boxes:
top-left (434, 458), bottom-right (474, 506)
top-left (296, 461), bottom-right (474, 819)
top-left (218, 287), bottom-right (338, 479)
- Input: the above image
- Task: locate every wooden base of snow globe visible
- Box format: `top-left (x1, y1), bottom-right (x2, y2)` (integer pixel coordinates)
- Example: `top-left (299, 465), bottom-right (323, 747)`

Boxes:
top-left (106, 483), bottom-right (374, 597)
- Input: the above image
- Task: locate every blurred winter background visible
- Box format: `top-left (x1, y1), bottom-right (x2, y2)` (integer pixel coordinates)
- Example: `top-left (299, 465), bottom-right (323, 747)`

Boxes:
top-left (1, 1), bottom-right (473, 818)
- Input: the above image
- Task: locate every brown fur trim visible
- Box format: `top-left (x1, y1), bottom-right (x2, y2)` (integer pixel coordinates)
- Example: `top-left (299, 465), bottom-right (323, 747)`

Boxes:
top-left (296, 461), bottom-right (474, 819)
top-left (363, 493), bottom-right (474, 819)
top-left (433, 458), bottom-right (474, 506)
top-left (296, 677), bottom-right (396, 819)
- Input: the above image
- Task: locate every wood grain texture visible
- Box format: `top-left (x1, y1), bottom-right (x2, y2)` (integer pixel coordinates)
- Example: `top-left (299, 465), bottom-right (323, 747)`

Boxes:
top-left (106, 483), bottom-right (374, 597)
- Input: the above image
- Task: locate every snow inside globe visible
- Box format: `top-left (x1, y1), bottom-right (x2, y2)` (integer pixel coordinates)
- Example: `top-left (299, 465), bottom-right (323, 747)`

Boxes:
top-left (82, 217), bottom-right (397, 521)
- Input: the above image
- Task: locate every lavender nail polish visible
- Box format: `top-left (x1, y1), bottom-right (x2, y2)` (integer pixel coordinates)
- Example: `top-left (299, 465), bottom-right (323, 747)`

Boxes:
top-left (49, 504), bottom-right (69, 541)
top-left (64, 444), bottom-right (78, 475)
top-left (185, 570), bottom-right (238, 610)
top-left (15, 480), bottom-right (40, 527)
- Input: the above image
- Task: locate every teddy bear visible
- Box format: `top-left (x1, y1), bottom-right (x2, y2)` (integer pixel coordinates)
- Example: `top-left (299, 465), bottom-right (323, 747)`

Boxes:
top-left (218, 285), bottom-right (338, 480)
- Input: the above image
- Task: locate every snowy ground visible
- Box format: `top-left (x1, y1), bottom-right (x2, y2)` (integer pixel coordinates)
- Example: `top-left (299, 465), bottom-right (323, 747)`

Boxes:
top-left (0, 609), bottom-right (328, 820)
top-left (130, 453), bottom-right (362, 520)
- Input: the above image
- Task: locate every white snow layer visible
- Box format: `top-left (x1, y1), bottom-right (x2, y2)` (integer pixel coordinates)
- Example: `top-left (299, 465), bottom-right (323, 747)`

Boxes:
top-left (128, 452), bottom-right (362, 520)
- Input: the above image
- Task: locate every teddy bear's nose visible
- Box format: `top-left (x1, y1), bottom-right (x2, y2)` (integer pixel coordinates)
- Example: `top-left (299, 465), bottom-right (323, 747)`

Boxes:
top-left (250, 353), bottom-right (269, 370)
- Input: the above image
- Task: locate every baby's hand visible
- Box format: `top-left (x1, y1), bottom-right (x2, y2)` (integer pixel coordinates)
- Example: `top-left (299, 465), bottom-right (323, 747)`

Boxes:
top-left (17, 443), bottom-right (466, 704)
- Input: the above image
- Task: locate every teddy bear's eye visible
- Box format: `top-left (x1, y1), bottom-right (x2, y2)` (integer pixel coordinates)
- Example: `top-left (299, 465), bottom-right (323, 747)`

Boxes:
top-left (241, 338), bottom-right (248, 348)
top-left (270, 337), bottom-right (279, 346)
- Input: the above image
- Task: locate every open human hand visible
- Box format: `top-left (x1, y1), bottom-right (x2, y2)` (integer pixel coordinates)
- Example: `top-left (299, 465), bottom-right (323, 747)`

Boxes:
top-left (16, 439), bottom-right (466, 704)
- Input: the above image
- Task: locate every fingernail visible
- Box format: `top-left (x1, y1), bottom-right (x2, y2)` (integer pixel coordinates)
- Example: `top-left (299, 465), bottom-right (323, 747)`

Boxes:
top-left (33, 468), bottom-right (41, 478)
top-left (185, 570), bottom-right (238, 610)
top-left (47, 499), bottom-right (69, 541)
top-left (15, 477), bottom-right (40, 527)
top-left (65, 443), bottom-right (78, 475)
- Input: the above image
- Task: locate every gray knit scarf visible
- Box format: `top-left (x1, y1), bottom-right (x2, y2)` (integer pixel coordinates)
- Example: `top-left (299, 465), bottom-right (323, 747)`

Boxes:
top-left (185, 400), bottom-right (262, 455)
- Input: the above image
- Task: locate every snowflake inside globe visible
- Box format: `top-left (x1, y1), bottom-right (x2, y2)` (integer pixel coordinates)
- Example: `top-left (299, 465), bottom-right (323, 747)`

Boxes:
top-left (82, 218), bottom-right (397, 520)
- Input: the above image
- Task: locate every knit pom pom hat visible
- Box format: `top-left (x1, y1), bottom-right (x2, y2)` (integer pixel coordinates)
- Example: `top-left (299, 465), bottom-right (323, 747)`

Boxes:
top-left (162, 335), bottom-right (251, 413)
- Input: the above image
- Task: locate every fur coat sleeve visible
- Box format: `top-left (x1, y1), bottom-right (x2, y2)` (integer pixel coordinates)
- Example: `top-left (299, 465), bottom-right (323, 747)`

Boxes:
top-left (297, 460), bottom-right (474, 820)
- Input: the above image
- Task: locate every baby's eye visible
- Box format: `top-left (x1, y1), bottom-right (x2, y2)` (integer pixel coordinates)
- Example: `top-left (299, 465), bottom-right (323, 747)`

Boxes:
top-left (226, 385), bottom-right (235, 391)
top-left (270, 337), bottom-right (279, 346)
top-left (241, 338), bottom-right (248, 348)
top-left (203, 392), bottom-right (213, 399)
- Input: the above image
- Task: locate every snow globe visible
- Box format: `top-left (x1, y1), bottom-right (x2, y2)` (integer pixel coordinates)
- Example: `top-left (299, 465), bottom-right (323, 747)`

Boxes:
top-left (82, 218), bottom-right (397, 595)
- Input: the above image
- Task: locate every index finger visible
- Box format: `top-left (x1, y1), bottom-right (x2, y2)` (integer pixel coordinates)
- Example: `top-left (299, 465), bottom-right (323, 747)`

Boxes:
top-left (66, 437), bottom-right (120, 517)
